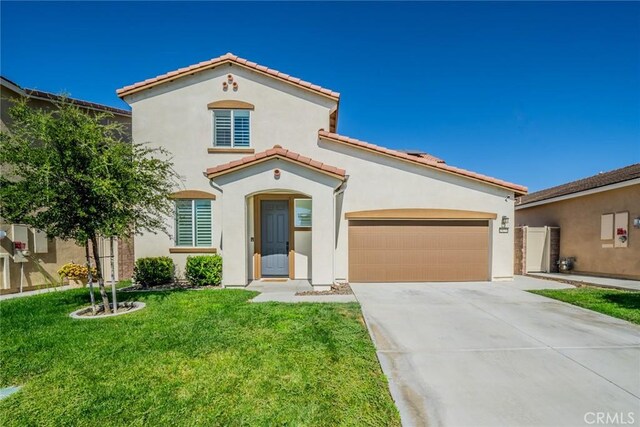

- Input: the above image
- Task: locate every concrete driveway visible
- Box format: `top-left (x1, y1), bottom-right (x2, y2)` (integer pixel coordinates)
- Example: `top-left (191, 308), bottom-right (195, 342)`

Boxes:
top-left (351, 276), bottom-right (640, 427)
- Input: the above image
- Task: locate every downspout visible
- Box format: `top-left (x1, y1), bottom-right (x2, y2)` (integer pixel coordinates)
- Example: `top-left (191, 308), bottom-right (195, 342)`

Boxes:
top-left (332, 176), bottom-right (349, 285)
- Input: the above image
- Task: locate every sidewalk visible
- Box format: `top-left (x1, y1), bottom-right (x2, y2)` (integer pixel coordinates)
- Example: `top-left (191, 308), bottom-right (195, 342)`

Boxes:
top-left (0, 285), bottom-right (78, 301)
top-left (527, 272), bottom-right (640, 292)
top-left (247, 280), bottom-right (357, 303)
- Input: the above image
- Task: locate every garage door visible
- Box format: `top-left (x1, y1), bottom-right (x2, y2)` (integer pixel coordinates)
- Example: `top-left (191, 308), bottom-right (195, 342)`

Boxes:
top-left (348, 220), bottom-right (490, 282)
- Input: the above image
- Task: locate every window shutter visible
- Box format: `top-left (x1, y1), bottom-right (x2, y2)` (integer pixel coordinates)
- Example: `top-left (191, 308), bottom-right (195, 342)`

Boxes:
top-left (194, 200), bottom-right (212, 247)
top-left (175, 200), bottom-right (194, 246)
top-left (214, 110), bottom-right (232, 147)
top-left (233, 110), bottom-right (250, 147)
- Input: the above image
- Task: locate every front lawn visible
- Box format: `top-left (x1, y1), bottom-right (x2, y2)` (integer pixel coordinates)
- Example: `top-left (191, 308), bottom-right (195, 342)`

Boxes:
top-left (0, 289), bottom-right (399, 426)
top-left (530, 288), bottom-right (640, 325)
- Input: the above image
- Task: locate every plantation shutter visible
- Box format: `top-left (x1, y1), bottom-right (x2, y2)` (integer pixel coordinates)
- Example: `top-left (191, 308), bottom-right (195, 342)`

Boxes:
top-left (233, 110), bottom-right (250, 147)
top-left (175, 200), bottom-right (194, 246)
top-left (194, 200), bottom-right (212, 247)
top-left (214, 110), bottom-right (232, 147)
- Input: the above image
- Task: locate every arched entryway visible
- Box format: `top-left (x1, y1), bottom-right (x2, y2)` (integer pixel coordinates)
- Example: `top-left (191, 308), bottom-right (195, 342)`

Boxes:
top-left (248, 191), bottom-right (312, 280)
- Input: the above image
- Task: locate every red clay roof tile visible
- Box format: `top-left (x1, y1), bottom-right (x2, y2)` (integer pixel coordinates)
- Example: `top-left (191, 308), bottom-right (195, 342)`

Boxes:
top-left (206, 145), bottom-right (346, 180)
top-left (117, 52), bottom-right (340, 100)
top-left (318, 130), bottom-right (527, 194)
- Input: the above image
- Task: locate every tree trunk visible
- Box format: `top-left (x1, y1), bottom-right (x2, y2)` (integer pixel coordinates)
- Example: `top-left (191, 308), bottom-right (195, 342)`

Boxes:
top-left (90, 236), bottom-right (112, 314)
top-left (110, 237), bottom-right (117, 314)
top-left (85, 243), bottom-right (97, 315)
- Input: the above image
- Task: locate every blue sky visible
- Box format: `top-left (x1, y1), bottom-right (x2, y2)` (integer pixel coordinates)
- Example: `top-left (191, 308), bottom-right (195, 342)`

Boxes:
top-left (2, 2), bottom-right (639, 191)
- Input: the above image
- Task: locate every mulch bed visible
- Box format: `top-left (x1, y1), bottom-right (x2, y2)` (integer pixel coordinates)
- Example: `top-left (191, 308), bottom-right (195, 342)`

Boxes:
top-left (76, 303), bottom-right (139, 317)
top-left (119, 283), bottom-right (221, 292)
top-left (296, 283), bottom-right (353, 296)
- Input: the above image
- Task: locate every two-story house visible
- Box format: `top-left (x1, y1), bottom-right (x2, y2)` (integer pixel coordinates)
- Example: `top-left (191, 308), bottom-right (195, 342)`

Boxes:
top-left (117, 53), bottom-right (527, 289)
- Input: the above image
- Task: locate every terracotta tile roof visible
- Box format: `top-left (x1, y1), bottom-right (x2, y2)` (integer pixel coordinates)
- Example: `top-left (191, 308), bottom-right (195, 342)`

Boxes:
top-left (318, 130), bottom-right (527, 195)
top-left (205, 145), bottom-right (346, 179)
top-left (517, 163), bottom-right (640, 206)
top-left (398, 149), bottom-right (445, 164)
top-left (117, 53), bottom-right (340, 100)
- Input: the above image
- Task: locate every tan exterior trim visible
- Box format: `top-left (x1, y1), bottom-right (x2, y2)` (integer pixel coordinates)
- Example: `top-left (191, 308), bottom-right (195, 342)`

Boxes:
top-left (169, 247), bottom-right (217, 254)
top-left (345, 209), bottom-right (498, 220)
top-left (207, 155), bottom-right (346, 181)
top-left (208, 148), bottom-right (255, 154)
top-left (169, 190), bottom-right (216, 200)
top-left (207, 100), bottom-right (255, 110)
top-left (253, 194), bottom-right (297, 280)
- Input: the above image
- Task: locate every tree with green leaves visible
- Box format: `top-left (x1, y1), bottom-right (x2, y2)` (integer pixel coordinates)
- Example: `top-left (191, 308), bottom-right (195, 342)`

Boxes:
top-left (0, 97), bottom-right (180, 313)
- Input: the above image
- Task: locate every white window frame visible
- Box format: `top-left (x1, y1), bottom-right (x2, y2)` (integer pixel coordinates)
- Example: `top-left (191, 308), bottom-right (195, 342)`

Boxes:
top-left (294, 198), bottom-right (312, 228)
top-left (212, 109), bottom-right (251, 148)
top-left (175, 199), bottom-right (213, 247)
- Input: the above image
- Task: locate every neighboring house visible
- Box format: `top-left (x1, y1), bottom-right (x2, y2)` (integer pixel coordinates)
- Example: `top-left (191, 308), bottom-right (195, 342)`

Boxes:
top-left (516, 164), bottom-right (640, 280)
top-left (117, 53), bottom-right (527, 289)
top-left (0, 76), bottom-right (134, 293)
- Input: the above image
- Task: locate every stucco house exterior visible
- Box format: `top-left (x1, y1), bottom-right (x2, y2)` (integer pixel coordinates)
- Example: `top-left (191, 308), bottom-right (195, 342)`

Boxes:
top-left (0, 76), bottom-right (134, 293)
top-left (117, 53), bottom-right (527, 289)
top-left (516, 164), bottom-right (640, 280)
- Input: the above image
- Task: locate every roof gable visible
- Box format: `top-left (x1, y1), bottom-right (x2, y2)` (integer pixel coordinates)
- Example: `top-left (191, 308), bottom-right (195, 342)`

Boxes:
top-left (117, 53), bottom-right (340, 101)
top-left (318, 130), bottom-right (527, 195)
top-left (206, 145), bottom-right (346, 180)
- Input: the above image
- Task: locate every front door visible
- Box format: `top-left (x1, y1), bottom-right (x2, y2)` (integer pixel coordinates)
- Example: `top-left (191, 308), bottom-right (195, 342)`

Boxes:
top-left (261, 200), bottom-right (289, 276)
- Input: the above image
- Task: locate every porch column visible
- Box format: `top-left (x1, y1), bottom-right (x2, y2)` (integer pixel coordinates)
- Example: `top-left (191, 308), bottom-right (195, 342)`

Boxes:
top-left (221, 192), bottom-right (247, 286)
top-left (311, 187), bottom-right (335, 287)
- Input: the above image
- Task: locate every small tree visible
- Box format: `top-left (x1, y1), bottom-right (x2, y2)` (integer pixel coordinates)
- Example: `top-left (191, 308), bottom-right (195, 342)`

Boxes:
top-left (0, 97), bottom-right (179, 313)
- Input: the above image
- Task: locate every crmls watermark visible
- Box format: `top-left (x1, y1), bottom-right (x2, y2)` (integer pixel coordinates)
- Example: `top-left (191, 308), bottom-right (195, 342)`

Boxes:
top-left (584, 412), bottom-right (635, 425)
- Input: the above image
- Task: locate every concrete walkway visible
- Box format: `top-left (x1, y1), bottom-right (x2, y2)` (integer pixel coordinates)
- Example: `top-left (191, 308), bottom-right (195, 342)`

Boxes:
top-left (352, 276), bottom-right (640, 427)
top-left (528, 272), bottom-right (640, 291)
top-left (0, 285), bottom-right (78, 301)
top-left (247, 280), bottom-right (357, 303)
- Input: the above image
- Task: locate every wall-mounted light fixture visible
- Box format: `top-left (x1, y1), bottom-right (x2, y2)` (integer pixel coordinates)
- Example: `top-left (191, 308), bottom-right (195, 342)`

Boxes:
top-left (499, 215), bottom-right (510, 233)
top-left (274, 169), bottom-right (281, 180)
top-left (634, 217), bottom-right (640, 229)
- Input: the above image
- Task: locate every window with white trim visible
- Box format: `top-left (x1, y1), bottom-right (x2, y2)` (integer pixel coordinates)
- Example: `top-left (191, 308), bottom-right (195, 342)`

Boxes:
top-left (213, 110), bottom-right (250, 147)
top-left (175, 199), bottom-right (212, 247)
top-left (294, 199), bottom-right (312, 228)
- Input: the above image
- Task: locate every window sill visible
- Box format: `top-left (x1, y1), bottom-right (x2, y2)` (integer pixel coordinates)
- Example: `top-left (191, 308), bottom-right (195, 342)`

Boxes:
top-left (169, 247), bottom-right (218, 254)
top-left (208, 148), bottom-right (255, 154)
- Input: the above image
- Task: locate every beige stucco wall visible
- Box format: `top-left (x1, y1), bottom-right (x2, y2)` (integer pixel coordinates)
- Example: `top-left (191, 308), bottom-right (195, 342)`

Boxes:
top-left (515, 184), bottom-right (640, 279)
top-left (126, 64), bottom-right (518, 284)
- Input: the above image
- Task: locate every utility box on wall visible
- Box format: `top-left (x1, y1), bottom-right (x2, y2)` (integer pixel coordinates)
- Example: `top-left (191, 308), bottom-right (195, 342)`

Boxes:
top-left (32, 229), bottom-right (48, 253)
top-left (11, 224), bottom-right (29, 263)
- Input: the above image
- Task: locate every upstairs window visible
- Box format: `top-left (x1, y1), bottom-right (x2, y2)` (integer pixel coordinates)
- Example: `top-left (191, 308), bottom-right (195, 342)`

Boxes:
top-left (213, 110), bottom-right (250, 147)
top-left (175, 199), bottom-right (212, 247)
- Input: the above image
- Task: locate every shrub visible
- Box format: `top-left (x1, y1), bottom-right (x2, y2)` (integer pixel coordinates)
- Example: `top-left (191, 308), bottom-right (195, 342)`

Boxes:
top-left (185, 255), bottom-right (222, 287)
top-left (57, 263), bottom-right (97, 280)
top-left (133, 257), bottom-right (174, 288)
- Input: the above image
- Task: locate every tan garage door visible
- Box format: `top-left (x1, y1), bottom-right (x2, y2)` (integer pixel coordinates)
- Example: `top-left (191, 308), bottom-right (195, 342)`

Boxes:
top-left (349, 220), bottom-right (490, 282)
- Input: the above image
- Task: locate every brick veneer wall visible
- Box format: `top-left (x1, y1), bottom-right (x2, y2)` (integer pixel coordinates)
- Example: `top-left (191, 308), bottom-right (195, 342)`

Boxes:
top-left (514, 227), bottom-right (526, 275)
top-left (118, 236), bottom-right (134, 280)
top-left (549, 227), bottom-right (560, 273)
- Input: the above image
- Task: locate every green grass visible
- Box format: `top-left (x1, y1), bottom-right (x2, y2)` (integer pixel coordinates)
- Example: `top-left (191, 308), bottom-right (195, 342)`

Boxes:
top-left (530, 287), bottom-right (640, 325)
top-left (0, 288), bottom-right (399, 426)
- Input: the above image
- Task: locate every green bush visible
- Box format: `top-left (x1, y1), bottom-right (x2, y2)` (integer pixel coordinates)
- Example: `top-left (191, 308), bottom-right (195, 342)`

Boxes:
top-left (133, 257), bottom-right (174, 288)
top-left (185, 255), bottom-right (222, 287)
